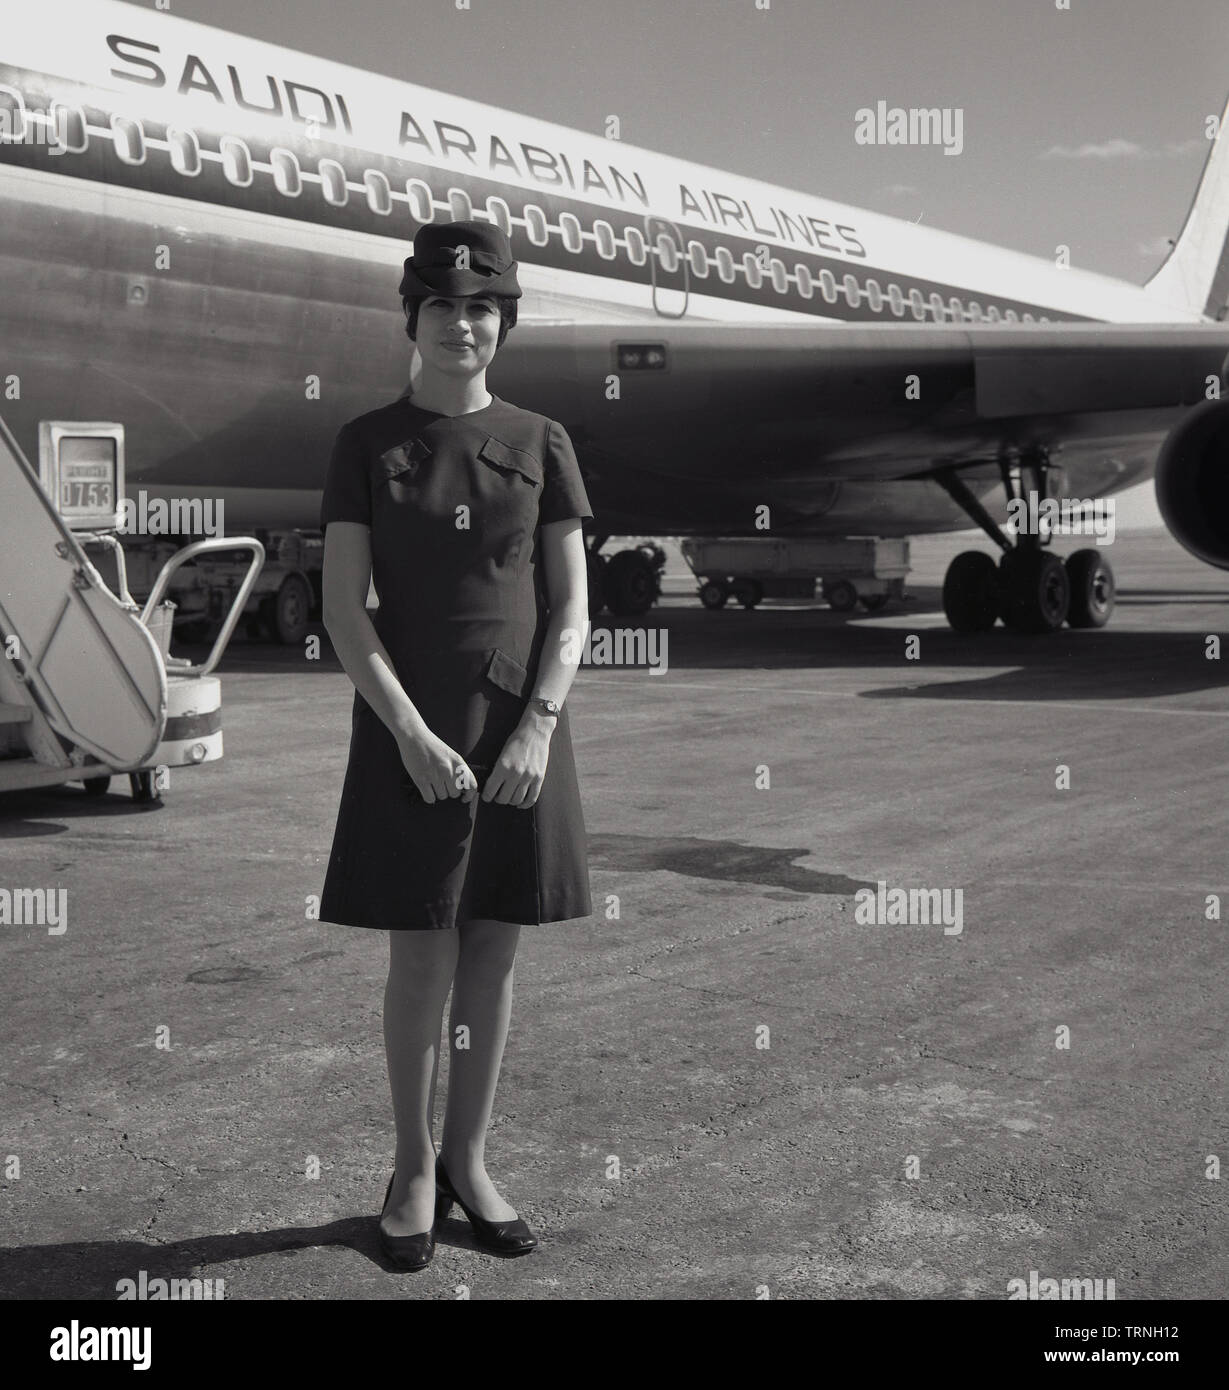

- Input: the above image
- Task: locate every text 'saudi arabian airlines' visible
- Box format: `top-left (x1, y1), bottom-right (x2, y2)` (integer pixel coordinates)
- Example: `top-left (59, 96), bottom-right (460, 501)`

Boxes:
top-left (4, 0), bottom-right (1229, 631)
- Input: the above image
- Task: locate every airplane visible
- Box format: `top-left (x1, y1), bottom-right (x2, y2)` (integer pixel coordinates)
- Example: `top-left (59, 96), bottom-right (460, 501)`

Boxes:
top-left (3, 0), bottom-right (1229, 633)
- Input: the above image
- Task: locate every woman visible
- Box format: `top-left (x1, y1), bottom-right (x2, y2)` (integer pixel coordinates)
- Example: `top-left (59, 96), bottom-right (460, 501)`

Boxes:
top-left (317, 221), bottom-right (593, 1270)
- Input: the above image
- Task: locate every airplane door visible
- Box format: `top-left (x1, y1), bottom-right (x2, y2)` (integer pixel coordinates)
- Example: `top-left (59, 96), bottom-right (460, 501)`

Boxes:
top-left (645, 215), bottom-right (689, 318)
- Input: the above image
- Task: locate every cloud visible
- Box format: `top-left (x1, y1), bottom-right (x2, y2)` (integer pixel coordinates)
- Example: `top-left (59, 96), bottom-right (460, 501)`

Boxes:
top-left (1041, 137), bottom-right (1146, 159)
top-left (1041, 136), bottom-right (1209, 160)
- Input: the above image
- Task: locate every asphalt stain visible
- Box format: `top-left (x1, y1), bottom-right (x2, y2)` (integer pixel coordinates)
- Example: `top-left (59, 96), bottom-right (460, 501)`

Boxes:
top-left (186, 965), bottom-right (265, 984)
top-left (586, 834), bottom-right (872, 895)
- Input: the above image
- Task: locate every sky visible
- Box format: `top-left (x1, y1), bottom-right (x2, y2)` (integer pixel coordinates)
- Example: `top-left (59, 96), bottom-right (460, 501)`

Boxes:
top-left (131, 0), bottom-right (1229, 524)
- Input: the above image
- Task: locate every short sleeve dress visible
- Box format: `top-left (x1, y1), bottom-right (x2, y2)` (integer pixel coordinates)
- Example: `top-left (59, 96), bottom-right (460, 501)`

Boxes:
top-left (317, 393), bottom-right (594, 930)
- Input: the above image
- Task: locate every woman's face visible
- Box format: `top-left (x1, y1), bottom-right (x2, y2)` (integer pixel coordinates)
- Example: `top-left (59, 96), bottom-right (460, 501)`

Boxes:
top-left (414, 293), bottom-right (501, 377)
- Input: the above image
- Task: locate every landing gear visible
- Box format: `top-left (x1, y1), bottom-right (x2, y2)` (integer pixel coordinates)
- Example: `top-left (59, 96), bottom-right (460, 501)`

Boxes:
top-left (934, 451), bottom-right (1114, 635)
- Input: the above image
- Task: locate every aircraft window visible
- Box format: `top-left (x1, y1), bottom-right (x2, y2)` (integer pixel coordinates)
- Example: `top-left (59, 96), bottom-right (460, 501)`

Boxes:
top-left (221, 136), bottom-right (256, 185)
top-left (929, 292), bottom-right (946, 320)
top-left (1004, 308), bottom-right (1019, 322)
top-left (50, 103), bottom-right (88, 154)
top-left (448, 188), bottom-right (473, 220)
top-left (525, 204), bottom-right (549, 246)
top-left (560, 212), bottom-right (583, 253)
top-left (742, 252), bottom-right (763, 288)
top-left (795, 264), bottom-right (813, 298)
top-left (625, 226), bottom-right (646, 265)
top-left (166, 126), bottom-right (200, 176)
top-left (319, 158), bottom-right (347, 205)
top-left (689, 242), bottom-right (709, 277)
top-left (948, 295), bottom-right (963, 320)
top-left (967, 301), bottom-right (983, 321)
top-left (887, 283), bottom-right (905, 316)
top-left (0, 86), bottom-right (27, 142)
top-left (715, 246), bottom-right (735, 282)
top-left (594, 220), bottom-right (617, 259)
top-left (909, 288), bottom-right (926, 319)
top-left (407, 179), bottom-right (434, 222)
top-left (842, 273), bottom-right (860, 306)
top-left (112, 115), bottom-right (146, 165)
top-left (656, 233), bottom-right (679, 273)
top-left (770, 259), bottom-right (788, 293)
top-left (270, 148), bottom-right (301, 196)
top-left (865, 278), bottom-right (883, 312)
top-left (986, 304), bottom-right (1001, 322)
top-left (365, 170), bottom-right (392, 215)
top-left (818, 269), bottom-right (837, 302)
top-left (486, 196), bottom-right (512, 236)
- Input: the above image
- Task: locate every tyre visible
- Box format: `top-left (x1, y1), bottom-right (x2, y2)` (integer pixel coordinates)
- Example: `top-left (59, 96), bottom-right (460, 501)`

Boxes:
top-left (275, 573), bottom-right (313, 645)
top-left (824, 579), bottom-right (858, 612)
top-left (732, 578), bottom-right (763, 609)
top-left (603, 549), bottom-right (657, 616)
top-left (699, 580), bottom-right (728, 609)
top-left (942, 551), bottom-right (999, 632)
top-left (999, 550), bottom-right (1070, 633)
top-left (1065, 549), bottom-right (1115, 628)
top-left (859, 593), bottom-right (890, 613)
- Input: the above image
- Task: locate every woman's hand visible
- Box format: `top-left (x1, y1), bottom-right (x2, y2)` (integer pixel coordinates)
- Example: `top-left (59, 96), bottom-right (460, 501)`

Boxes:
top-left (484, 717), bottom-right (553, 808)
top-left (396, 729), bottom-right (478, 804)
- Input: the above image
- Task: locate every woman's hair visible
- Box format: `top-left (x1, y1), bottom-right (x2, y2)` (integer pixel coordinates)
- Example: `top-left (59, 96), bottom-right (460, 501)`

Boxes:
top-left (402, 294), bottom-right (518, 349)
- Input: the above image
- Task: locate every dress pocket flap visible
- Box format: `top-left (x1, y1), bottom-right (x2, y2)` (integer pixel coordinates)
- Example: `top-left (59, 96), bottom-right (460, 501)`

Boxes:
top-left (485, 646), bottom-right (532, 697)
top-left (478, 435), bottom-right (541, 486)
top-left (378, 437), bottom-right (431, 480)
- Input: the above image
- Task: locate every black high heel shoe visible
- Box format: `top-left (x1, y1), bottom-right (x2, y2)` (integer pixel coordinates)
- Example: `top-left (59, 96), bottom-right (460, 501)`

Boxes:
top-left (435, 1158), bottom-right (537, 1256)
top-left (377, 1170), bottom-right (435, 1270)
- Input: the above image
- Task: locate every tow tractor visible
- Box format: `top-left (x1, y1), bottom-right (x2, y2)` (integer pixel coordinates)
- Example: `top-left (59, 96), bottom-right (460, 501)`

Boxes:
top-left (0, 416), bottom-right (263, 803)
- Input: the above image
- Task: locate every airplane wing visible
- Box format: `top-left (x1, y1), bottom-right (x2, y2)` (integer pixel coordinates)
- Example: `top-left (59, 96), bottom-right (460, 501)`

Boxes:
top-left (494, 320), bottom-right (1229, 564)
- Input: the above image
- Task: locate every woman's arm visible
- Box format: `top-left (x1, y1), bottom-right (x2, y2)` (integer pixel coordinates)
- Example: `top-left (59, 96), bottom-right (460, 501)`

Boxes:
top-left (321, 521), bottom-right (474, 802)
top-left (484, 517), bottom-right (589, 806)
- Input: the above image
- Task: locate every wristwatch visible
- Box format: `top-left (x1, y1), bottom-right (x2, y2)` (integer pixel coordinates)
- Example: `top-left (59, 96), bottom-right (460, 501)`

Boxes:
top-left (528, 695), bottom-right (561, 718)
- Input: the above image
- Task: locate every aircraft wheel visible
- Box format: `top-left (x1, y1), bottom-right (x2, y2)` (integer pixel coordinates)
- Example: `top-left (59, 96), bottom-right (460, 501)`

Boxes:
top-left (1000, 550), bottom-right (1070, 632)
top-left (604, 549), bottom-right (658, 616)
top-left (732, 578), bottom-right (763, 609)
top-left (83, 776), bottom-right (111, 797)
top-left (699, 581), bottom-right (728, 609)
top-left (1065, 549), bottom-right (1115, 628)
top-left (860, 593), bottom-right (890, 613)
top-left (942, 551), bottom-right (999, 632)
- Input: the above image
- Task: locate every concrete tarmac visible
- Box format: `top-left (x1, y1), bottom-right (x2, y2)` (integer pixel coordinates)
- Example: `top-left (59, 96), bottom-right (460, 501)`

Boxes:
top-left (1, 529), bottom-right (1226, 1299)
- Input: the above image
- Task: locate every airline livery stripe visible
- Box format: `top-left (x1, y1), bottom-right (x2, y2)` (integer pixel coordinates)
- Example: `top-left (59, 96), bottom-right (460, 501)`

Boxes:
top-left (0, 62), bottom-right (1091, 325)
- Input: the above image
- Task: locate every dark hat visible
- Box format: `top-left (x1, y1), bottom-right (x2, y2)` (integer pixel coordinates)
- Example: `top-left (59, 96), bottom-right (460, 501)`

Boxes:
top-left (398, 220), bottom-right (522, 299)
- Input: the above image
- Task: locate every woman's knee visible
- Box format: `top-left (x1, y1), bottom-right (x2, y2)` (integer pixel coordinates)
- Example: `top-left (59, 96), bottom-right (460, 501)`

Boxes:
top-left (456, 917), bottom-right (520, 973)
top-left (387, 926), bottom-right (458, 992)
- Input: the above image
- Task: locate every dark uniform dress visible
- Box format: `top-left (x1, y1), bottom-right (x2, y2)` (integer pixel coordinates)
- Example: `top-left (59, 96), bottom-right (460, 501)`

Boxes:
top-left (317, 393), bottom-right (594, 930)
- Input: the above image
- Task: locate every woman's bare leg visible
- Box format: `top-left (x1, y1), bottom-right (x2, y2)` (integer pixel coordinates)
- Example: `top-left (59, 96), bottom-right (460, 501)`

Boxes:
top-left (437, 917), bottom-right (521, 1221)
top-left (382, 927), bottom-right (459, 1235)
